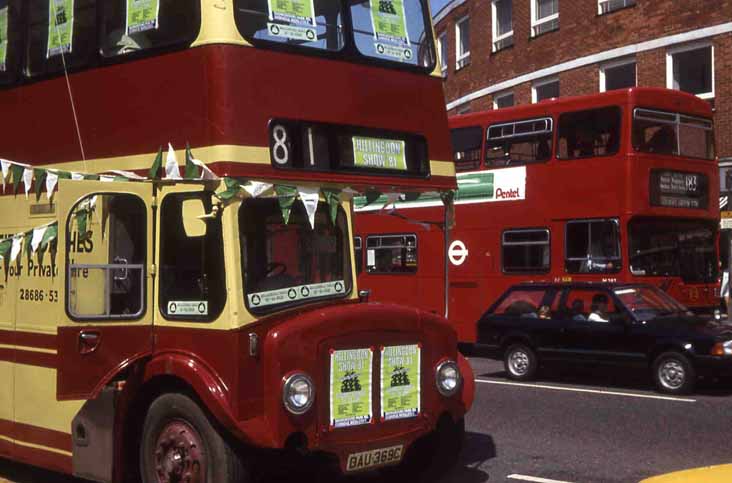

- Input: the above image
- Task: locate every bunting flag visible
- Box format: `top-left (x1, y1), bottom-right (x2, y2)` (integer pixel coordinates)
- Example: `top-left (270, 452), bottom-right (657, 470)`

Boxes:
top-left (363, 190), bottom-right (381, 207)
top-left (275, 185), bottom-right (298, 224)
top-left (164, 143), bottom-right (181, 180)
top-left (46, 171), bottom-right (59, 199)
top-left (217, 177), bottom-right (244, 201)
top-left (0, 159), bottom-right (9, 193)
top-left (10, 163), bottom-right (23, 194)
top-left (243, 181), bottom-right (272, 199)
top-left (323, 190), bottom-right (340, 225)
top-left (71, 172), bottom-right (85, 181)
top-left (99, 175), bottom-right (115, 182)
top-left (22, 168), bottom-right (33, 199)
top-left (34, 168), bottom-right (47, 201)
top-left (105, 170), bottom-right (144, 180)
top-left (148, 146), bottom-right (163, 179)
top-left (23, 231), bottom-right (33, 266)
top-left (30, 226), bottom-right (47, 255)
top-left (37, 223), bottom-right (58, 266)
top-left (184, 144), bottom-right (200, 180)
top-left (381, 192), bottom-right (400, 210)
top-left (0, 238), bottom-right (10, 281)
top-left (297, 186), bottom-right (320, 230)
top-left (10, 235), bottom-right (22, 264)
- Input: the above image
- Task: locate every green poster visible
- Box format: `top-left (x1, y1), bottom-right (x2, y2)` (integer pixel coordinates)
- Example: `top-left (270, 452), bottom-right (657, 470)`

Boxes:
top-left (47, 0), bottom-right (73, 58)
top-left (266, 0), bottom-right (317, 42)
top-left (380, 345), bottom-right (420, 421)
top-left (352, 137), bottom-right (407, 171)
top-left (126, 0), bottom-right (160, 35)
top-left (0, 7), bottom-right (8, 72)
top-left (370, 0), bottom-right (412, 61)
top-left (330, 348), bottom-right (373, 428)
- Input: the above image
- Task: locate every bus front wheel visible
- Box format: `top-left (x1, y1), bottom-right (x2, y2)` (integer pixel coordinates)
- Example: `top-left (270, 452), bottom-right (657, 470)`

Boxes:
top-left (140, 393), bottom-right (248, 483)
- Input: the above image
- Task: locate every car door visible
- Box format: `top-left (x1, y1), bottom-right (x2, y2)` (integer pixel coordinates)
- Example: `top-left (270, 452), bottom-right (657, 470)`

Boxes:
top-left (55, 180), bottom-right (155, 400)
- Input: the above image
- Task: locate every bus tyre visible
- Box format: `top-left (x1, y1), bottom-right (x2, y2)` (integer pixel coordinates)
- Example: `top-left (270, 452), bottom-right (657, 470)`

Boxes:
top-left (504, 343), bottom-right (538, 381)
top-left (653, 352), bottom-right (696, 395)
top-left (140, 393), bottom-right (248, 483)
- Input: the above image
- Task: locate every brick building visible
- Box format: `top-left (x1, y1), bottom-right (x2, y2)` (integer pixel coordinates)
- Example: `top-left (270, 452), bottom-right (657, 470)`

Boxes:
top-left (432, 0), bottom-right (732, 158)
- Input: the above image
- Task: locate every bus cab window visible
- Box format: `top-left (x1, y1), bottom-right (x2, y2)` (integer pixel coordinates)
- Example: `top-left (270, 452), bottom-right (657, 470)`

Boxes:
top-left (451, 126), bottom-right (482, 171)
top-left (485, 117), bottom-right (553, 167)
top-left (99, 0), bottom-right (200, 58)
top-left (159, 193), bottom-right (226, 321)
top-left (557, 107), bottom-right (621, 159)
top-left (354, 236), bottom-right (362, 273)
top-left (234, 0), bottom-right (345, 52)
top-left (565, 219), bottom-right (621, 274)
top-left (66, 194), bottom-right (146, 320)
top-left (0, 0), bottom-right (23, 86)
top-left (26, 0), bottom-right (97, 77)
top-left (365, 234), bottom-right (417, 273)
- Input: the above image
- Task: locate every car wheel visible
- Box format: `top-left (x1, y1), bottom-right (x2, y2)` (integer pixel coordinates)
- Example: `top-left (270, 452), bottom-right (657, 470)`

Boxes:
top-left (140, 393), bottom-right (249, 483)
top-left (504, 343), bottom-right (538, 381)
top-left (653, 352), bottom-right (696, 395)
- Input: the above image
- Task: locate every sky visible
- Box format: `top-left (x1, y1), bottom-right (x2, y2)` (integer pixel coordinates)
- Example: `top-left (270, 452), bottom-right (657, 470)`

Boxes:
top-left (431, 0), bottom-right (451, 17)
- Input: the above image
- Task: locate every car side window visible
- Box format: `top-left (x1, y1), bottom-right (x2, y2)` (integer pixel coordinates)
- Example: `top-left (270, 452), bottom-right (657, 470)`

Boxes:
top-left (563, 289), bottom-right (617, 323)
top-left (494, 289), bottom-right (556, 319)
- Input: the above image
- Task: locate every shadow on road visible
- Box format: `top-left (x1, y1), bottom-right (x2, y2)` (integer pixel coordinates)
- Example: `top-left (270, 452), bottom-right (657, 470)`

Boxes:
top-left (437, 431), bottom-right (495, 483)
top-left (0, 458), bottom-right (81, 483)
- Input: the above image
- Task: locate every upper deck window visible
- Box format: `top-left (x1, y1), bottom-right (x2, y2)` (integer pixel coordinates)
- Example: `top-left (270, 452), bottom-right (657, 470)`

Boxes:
top-left (26, 0), bottom-right (97, 77)
top-left (0, 0), bottom-right (22, 85)
top-left (632, 108), bottom-right (714, 160)
top-left (485, 117), bottom-right (552, 167)
top-left (451, 126), bottom-right (482, 172)
top-left (557, 106), bottom-right (620, 159)
top-left (100, 0), bottom-right (200, 58)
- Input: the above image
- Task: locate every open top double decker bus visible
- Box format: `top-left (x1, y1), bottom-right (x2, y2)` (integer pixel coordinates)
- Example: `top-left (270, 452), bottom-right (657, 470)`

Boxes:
top-left (355, 88), bottom-right (719, 343)
top-left (0, 1), bottom-right (472, 482)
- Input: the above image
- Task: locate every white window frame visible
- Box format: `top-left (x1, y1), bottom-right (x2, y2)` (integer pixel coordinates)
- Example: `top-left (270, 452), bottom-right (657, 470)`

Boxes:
top-left (492, 0), bottom-right (513, 52)
top-left (493, 90), bottom-right (514, 109)
top-left (597, 0), bottom-right (635, 15)
top-left (666, 42), bottom-right (715, 100)
top-left (437, 32), bottom-right (448, 76)
top-left (532, 77), bottom-right (559, 103)
top-left (599, 57), bottom-right (636, 92)
top-left (456, 103), bottom-right (471, 115)
top-left (530, 0), bottom-right (559, 38)
top-left (455, 15), bottom-right (470, 69)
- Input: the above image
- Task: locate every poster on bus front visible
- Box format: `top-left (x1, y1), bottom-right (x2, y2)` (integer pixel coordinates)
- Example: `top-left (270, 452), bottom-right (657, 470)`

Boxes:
top-left (126, 0), bottom-right (160, 35)
top-left (330, 348), bottom-right (373, 428)
top-left (47, 0), bottom-right (74, 58)
top-left (370, 0), bottom-right (412, 61)
top-left (266, 0), bottom-right (317, 42)
top-left (380, 344), bottom-right (420, 421)
top-left (0, 6), bottom-right (8, 72)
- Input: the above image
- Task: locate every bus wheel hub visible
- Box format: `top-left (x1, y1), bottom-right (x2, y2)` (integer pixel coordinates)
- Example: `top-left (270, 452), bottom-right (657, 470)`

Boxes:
top-left (154, 421), bottom-right (205, 483)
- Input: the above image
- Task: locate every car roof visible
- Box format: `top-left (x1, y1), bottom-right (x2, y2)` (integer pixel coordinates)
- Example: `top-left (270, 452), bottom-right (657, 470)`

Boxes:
top-left (510, 282), bottom-right (654, 291)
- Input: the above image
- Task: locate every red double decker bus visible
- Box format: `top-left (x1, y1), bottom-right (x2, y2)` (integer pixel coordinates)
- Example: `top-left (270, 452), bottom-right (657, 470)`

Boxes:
top-left (355, 88), bottom-right (720, 343)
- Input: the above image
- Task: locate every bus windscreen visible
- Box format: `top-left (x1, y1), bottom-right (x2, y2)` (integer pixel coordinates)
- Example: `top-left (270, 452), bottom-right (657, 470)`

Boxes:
top-left (632, 108), bottom-right (715, 160)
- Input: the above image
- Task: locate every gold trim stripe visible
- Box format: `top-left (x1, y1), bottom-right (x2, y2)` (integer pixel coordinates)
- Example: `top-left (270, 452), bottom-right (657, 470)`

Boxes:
top-left (0, 344), bottom-right (57, 355)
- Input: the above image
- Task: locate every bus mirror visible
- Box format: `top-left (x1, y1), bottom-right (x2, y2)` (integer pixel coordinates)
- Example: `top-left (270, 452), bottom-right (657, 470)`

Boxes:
top-left (182, 199), bottom-right (207, 238)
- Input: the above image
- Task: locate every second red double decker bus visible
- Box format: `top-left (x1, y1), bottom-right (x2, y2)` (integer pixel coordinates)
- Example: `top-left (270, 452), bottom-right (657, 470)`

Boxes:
top-left (355, 88), bottom-right (720, 343)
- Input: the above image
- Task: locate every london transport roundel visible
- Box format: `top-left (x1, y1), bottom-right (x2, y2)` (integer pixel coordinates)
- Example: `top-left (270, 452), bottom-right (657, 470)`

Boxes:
top-left (448, 240), bottom-right (469, 266)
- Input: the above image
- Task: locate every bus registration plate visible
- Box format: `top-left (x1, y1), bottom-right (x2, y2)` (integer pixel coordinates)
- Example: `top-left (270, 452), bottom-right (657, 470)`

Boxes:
top-left (346, 444), bottom-right (403, 472)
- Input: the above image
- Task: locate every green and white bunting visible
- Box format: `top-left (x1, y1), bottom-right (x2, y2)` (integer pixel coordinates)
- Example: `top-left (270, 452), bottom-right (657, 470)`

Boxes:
top-left (47, 0), bottom-right (74, 58)
top-left (0, 6), bottom-right (8, 72)
top-left (126, 0), bottom-right (160, 35)
top-left (330, 348), bottom-right (373, 428)
top-left (266, 0), bottom-right (317, 42)
top-left (370, 0), bottom-right (412, 61)
top-left (380, 344), bottom-right (420, 421)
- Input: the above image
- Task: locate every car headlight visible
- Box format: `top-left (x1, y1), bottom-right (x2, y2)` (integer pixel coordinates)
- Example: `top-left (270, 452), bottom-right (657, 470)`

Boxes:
top-left (282, 373), bottom-right (315, 415)
top-left (435, 360), bottom-right (461, 397)
top-left (711, 340), bottom-right (732, 356)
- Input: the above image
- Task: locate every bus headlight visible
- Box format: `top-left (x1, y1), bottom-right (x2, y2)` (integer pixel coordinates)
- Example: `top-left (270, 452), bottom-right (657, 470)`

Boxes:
top-left (435, 360), bottom-right (461, 397)
top-left (282, 373), bottom-right (315, 414)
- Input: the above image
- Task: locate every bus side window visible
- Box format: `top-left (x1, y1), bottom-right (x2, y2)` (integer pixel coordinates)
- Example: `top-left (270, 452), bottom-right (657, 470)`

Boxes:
top-left (99, 0), bottom-right (200, 58)
top-left (365, 234), bottom-right (417, 274)
top-left (485, 117), bottom-right (553, 167)
top-left (502, 228), bottom-right (550, 273)
top-left (451, 126), bottom-right (483, 172)
top-left (565, 219), bottom-right (621, 274)
top-left (26, 0), bottom-right (97, 78)
top-left (158, 192), bottom-right (226, 321)
top-left (557, 107), bottom-right (621, 159)
top-left (0, 0), bottom-right (23, 86)
top-left (67, 194), bottom-right (146, 319)
top-left (354, 236), bottom-right (362, 274)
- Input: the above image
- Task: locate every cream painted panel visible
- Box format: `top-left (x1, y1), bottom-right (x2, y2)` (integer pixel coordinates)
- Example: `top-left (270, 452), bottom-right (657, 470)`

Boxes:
top-left (0, 361), bottom-right (12, 424)
top-left (14, 364), bottom-right (83, 435)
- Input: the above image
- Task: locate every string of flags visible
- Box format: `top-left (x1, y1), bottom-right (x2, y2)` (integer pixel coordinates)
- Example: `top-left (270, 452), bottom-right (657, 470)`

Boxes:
top-left (0, 221), bottom-right (58, 280)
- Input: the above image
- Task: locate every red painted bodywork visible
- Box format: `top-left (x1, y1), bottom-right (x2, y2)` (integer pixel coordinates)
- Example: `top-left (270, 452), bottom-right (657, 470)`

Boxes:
top-left (355, 88), bottom-right (721, 343)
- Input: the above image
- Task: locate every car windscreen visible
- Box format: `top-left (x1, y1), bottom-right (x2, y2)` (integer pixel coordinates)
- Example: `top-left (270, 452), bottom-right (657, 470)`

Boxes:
top-left (614, 286), bottom-right (691, 320)
top-left (239, 197), bottom-right (352, 313)
top-left (629, 218), bottom-right (718, 284)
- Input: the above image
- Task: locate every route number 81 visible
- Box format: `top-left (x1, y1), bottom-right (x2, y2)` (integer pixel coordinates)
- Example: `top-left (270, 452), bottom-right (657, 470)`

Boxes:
top-left (272, 125), bottom-right (290, 165)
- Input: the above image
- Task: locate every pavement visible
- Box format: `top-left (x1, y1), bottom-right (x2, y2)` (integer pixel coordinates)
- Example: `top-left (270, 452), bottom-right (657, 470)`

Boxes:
top-left (2, 356), bottom-right (732, 483)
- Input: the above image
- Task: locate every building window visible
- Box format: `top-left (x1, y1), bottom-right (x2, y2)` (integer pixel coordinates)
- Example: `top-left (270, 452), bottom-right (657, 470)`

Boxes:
top-left (502, 229), bottom-right (550, 273)
top-left (366, 234), bottom-right (418, 273)
top-left (600, 58), bottom-right (636, 92)
top-left (557, 107), bottom-right (621, 159)
top-left (531, 0), bottom-right (558, 37)
top-left (493, 91), bottom-right (515, 109)
top-left (565, 219), bottom-right (621, 274)
top-left (492, 0), bottom-right (513, 52)
top-left (456, 103), bottom-right (471, 115)
top-left (486, 117), bottom-right (553, 167)
top-left (667, 44), bottom-right (714, 100)
top-left (598, 0), bottom-right (635, 15)
top-left (437, 32), bottom-right (448, 76)
top-left (455, 15), bottom-right (470, 69)
top-left (451, 126), bottom-right (483, 171)
top-left (532, 77), bottom-right (559, 103)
